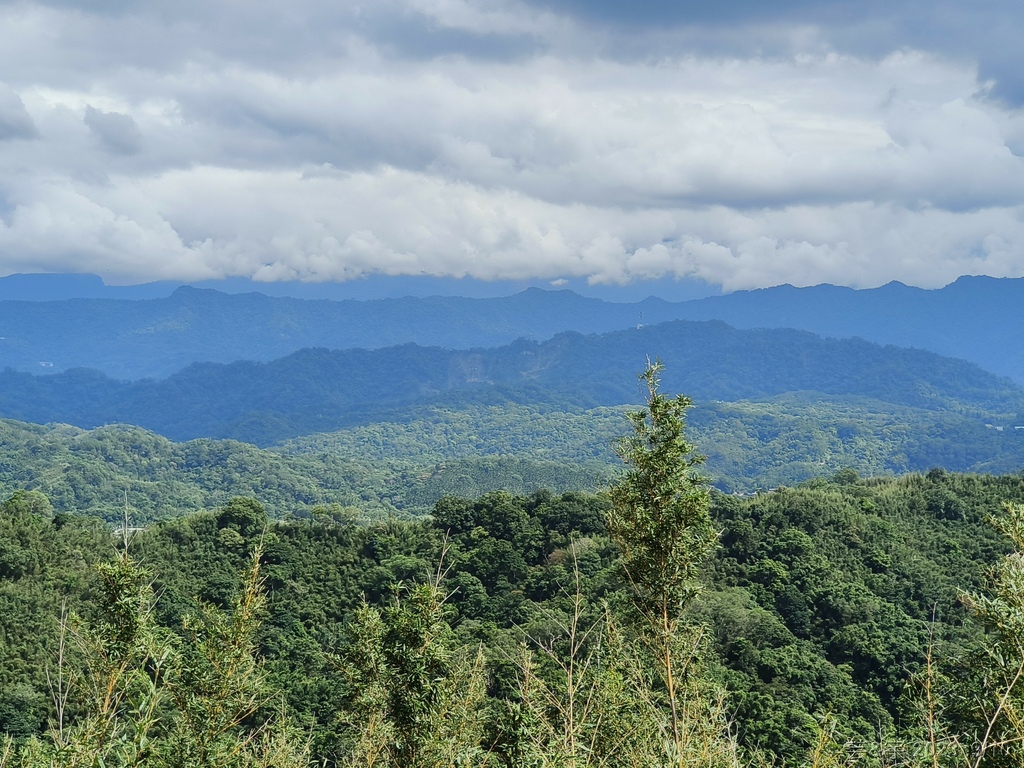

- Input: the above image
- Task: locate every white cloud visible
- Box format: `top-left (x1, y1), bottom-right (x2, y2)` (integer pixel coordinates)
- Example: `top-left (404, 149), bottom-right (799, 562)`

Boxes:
top-left (1, 0), bottom-right (1024, 291)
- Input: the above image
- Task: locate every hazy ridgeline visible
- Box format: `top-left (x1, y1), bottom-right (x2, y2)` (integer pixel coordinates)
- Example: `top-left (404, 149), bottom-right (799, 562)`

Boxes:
top-left (2, 318), bottom-right (1021, 445)
top-left (4, 276), bottom-right (1024, 383)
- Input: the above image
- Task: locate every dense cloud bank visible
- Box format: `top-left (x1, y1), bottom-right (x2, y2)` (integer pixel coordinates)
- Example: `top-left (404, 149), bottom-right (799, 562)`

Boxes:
top-left (1, 0), bottom-right (1022, 290)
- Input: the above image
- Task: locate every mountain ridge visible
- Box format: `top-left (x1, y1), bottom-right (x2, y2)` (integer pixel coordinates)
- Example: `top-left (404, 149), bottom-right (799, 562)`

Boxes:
top-left (0, 318), bottom-right (1019, 445)
top-left (3, 274), bottom-right (1023, 382)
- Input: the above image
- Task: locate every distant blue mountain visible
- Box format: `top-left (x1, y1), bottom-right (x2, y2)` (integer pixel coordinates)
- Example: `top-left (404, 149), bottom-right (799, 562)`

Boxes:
top-left (1, 272), bottom-right (1022, 384)
top-left (0, 273), bottom-right (179, 301)
top-left (0, 319), bottom-right (1018, 445)
top-left (0, 284), bottom-right (715, 379)
top-left (666, 275), bottom-right (1024, 384)
top-left (0, 272), bottom-right (720, 302)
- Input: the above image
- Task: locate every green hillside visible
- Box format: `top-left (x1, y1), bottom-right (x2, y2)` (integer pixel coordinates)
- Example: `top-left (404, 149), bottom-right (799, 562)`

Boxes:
top-left (280, 396), bottom-right (1024, 494)
top-left (3, 387), bottom-right (1024, 525)
top-left (0, 417), bottom-right (614, 522)
top-left (0, 418), bottom-right (370, 523)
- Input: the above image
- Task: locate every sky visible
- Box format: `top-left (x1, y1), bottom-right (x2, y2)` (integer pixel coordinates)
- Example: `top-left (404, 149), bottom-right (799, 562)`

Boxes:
top-left (0, 0), bottom-right (1023, 293)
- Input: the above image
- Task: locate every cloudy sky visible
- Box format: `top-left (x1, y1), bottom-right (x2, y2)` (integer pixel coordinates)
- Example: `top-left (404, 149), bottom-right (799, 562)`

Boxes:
top-left (0, 0), bottom-right (1022, 292)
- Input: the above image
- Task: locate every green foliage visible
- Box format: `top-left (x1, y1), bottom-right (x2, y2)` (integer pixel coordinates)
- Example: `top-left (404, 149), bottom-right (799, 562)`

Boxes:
top-left (0, 489), bottom-right (111, 731)
top-left (154, 547), bottom-right (310, 768)
top-left (0, 418), bottom-right (390, 523)
top-left (934, 501), bottom-right (1024, 767)
top-left (0, 532), bottom-right (309, 768)
top-left (7, 464), bottom-right (1024, 766)
top-left (336, 581), bottom-right (489, 767)
top-left (703, 470), bottom-right (1023, 757)
top-left (508, 548), bottom-right (742, 768)
top-left (608, 362), bottom-right (716, 615)
top-left (37, 549), bottom-right (169, 768)
top-left (604, 362), bottom-right (738, 768)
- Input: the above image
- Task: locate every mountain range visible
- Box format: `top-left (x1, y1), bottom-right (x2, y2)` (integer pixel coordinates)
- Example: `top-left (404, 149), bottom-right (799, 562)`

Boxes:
top-left (0, 318), bottom-right (1019, 445)
top-left (4, 272), bottom-right (1024, 504)
top-left (1, 274), bottom-right (1022, 383)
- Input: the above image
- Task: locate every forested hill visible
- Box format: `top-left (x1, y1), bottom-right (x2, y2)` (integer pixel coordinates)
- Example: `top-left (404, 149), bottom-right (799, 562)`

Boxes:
top-left (0, 415), bottom-right (618, 522)
top-left (4, 275), bottom-right (1024, 383)
top-left (5, 393), bottom-right (1024, 521)
top-left (0, 319), bottom-right (1021, 444)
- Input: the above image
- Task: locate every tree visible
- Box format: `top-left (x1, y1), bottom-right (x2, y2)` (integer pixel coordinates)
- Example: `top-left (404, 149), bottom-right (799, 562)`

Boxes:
top-left (942, 502), bottom-right (1024, 767)
top-left (606, 361), bottom-right (737, 768)
top-left (608, 361), bottom-right (716, 616)
top-left (336, 580), bottom-right (488, 767)
top-left (0, 542), bottom-right (309, 768)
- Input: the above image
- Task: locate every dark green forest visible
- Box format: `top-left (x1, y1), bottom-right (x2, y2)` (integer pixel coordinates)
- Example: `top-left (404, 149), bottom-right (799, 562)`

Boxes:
top-left (4, 458), bottom-right (1024, 763)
